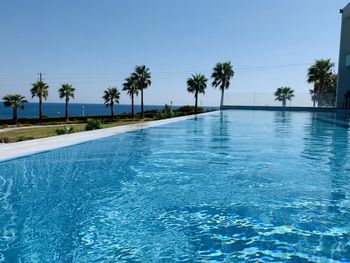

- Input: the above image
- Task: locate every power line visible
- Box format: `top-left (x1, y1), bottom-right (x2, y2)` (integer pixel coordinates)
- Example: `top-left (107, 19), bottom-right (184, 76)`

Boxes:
top-left (0, 62), bottom-right (312, 77)
top-left (0, 62), bottom-right (314, 84)
top-left (45, 62), bottom-right (312, 75)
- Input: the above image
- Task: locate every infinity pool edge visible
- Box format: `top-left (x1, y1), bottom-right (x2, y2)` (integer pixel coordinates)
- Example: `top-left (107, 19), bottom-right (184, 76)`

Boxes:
top-left (0, 111), bottom-right (219, 162)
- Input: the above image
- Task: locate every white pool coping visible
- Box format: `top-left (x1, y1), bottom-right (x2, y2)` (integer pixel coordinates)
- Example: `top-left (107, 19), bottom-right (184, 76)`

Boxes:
top-left (0, 111), bottom-right (219, 162)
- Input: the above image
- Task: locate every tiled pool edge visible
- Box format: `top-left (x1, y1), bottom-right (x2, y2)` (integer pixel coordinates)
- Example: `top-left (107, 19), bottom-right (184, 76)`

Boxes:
top-left (0, 111), bottom-right (219, 162)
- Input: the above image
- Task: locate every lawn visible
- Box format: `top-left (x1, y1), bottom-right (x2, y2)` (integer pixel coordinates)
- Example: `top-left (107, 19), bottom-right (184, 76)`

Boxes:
top-left (0, 120), bottom-right (141, 143)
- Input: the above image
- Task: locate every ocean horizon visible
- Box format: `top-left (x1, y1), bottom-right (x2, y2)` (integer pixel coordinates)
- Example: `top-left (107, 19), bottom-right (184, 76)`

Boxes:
top-left (0, 102), bottom-right (175, 120)
top-left (0, 102), bottom-right (216, 120)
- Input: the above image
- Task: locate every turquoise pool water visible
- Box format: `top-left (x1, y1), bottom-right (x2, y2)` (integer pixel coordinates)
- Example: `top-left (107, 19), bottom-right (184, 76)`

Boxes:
top-left (0, 110), bottom-right (350, 262)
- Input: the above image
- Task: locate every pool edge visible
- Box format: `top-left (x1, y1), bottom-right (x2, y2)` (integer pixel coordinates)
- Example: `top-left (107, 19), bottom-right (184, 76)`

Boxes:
top-left (0, 111), bottom-right (219, 163)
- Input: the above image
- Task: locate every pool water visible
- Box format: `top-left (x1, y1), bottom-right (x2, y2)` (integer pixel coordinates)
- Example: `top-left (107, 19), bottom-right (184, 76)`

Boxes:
top-left (0, 110), bottom-right (350, 262)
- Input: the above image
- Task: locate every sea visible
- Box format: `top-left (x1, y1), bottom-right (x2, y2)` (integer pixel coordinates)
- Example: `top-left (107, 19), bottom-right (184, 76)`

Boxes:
top-left (0, 103), bottom-right (177, 120)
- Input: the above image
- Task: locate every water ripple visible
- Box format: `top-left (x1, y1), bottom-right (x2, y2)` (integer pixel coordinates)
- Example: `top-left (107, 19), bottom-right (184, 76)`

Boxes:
top-left (0, 110), bottom-right (349, 262)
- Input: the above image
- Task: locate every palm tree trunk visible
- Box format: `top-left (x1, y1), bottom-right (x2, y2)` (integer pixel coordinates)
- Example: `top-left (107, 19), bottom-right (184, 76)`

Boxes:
top-left (141, 88), bottom-right (144, 119)
top-left (39, 96), bottom-right (43, 123)
top-left (65, 98), bottom-right (69, 122)
top-left (220, 88), bottom-right (224, 108)
top-left (131, 93), bottom-right (134, 118)
top-left (111, 102), bottom-right (114, 121)
top-left (13, 107), bottom-right (18, 124)
top-left (312, 87), bottom-right (316, 107)
top-left (282, 100), bottom-right (286, 107)
top-left (195, 91), bottom-right (198, 114)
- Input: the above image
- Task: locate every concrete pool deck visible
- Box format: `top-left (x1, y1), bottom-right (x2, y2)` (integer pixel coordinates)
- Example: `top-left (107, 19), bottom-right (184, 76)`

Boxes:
top-left (0, 111), bottom-right (219, 162)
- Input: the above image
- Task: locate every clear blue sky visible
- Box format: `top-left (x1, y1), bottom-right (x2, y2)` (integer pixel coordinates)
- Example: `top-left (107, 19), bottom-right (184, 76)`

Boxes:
top-left (0, 0), bottom-right (348, 106)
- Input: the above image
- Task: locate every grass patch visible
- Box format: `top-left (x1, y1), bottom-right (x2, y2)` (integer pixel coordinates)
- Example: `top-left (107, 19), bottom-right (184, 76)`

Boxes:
top-left (0, 120), bottom-right (140, 143)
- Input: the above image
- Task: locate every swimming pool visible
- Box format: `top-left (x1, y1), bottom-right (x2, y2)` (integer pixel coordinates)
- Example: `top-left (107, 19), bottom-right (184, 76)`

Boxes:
top-left (0, 110), bottom-right (349, 262)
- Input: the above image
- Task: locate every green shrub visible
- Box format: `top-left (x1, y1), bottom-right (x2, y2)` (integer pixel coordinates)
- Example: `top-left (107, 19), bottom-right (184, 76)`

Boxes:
top-left (176, 105), bottom-right (204, 113)
top-left (17, 136), bottom-right (34, 142)
top-left (154, 110), bottom-right (174, 120)
top-left (154, 111), bottom-right (163, 120)
top-left (55, 126), bottom-right (75, 135)
top-left (175, 112), bottom-right (186, 117)
top-left (85, 119), bottom-right (103, 131)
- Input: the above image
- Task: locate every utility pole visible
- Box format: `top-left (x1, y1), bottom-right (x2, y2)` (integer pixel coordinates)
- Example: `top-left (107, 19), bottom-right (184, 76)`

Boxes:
top-left (38, 72), bottom-right (43, 82)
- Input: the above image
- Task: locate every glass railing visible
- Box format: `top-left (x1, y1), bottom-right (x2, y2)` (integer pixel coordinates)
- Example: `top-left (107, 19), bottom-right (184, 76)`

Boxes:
top-left (224, 92), bottom-right (336, 108)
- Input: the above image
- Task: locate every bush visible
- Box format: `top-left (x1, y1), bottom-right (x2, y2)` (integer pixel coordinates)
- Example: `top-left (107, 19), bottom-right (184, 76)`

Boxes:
top-left (154, 111), bottom-right (163, 120)
top-left (154, 110), bottom-right (175, 120)
top-left (176, 105), bottom-right (204, 113)
top-left (85, 119), bottom-right (103, 131)
top-left (17, 136), bottom-right (34, 142)
top-left (55, 126), bottom-right (75, 135)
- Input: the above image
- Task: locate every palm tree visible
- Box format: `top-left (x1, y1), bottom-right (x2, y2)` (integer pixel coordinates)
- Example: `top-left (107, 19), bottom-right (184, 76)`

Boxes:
top-left (103, 87), bottom-right (120, 121)
top-left (30, 81), bottom-right (49, 122)
top-left (59, 83), bottom-right (75, 122)
top-left (122, 75), bottom-right (138, 118)
top-left (309, 89), bottom-right (319, 107)
top-left (327, 73), bottom-right (338, 107)
top-left (211, 61), bottom-right (234, 108)
top-left (274, 87), bottom-right (295, 106)
top-left (307, 59), bottom-right (335, 107)
top-left (187, 74), bottom-right (208, 114)
top-left (132, 65), bottom-right (151, 119)
top-left (2, 94), bottom-right (28, 124)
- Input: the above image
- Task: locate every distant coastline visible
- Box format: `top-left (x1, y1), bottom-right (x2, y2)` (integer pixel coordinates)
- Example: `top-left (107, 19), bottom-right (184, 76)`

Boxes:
top-left (0, 102), bottom-right (168, 120)
top-left (0, 102), bottom-right (215, 120)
